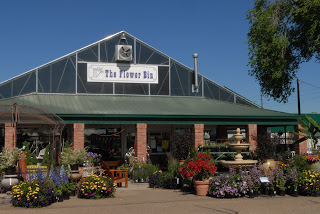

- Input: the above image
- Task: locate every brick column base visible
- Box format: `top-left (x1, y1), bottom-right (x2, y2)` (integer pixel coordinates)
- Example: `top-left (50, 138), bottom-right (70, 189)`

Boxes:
top-left (5, 123), bottom-right (15, 149)
top-left (248, 124), bottom-right (257, 152)
top-left (194, 124), bottom-right (204, 149)
top-left (295, 124), bottom-right (308, 154)
top-left (136, 123), bottom-right (147, 163)
top-left (74, 123), bottom-right (85, 151)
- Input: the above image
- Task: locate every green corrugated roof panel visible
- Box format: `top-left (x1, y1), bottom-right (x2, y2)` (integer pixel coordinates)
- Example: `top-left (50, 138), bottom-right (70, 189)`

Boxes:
top-left (0, 93), bottom-right (297, 120)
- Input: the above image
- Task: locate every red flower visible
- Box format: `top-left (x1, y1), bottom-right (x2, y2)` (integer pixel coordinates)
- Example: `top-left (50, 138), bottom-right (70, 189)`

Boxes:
top-left (179, 153), bottom-right (217, 181)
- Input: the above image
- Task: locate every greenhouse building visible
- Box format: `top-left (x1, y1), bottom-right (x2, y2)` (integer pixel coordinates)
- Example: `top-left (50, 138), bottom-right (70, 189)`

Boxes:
top-left (0, 31), bottom-right (303, 166)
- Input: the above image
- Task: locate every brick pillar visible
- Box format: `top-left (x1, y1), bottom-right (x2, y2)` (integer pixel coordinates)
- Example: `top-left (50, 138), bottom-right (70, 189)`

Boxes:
top-left (136, 123), bottom-right (147, 163)
top-left (294, 124), bottom-right (307, 154)
top-left (194, 124), bottom-right (204, 149)
top-left (248, 124), bottom-right (257, 152)
top-left (5, 123), bottom-right (15, 149)
top-left (74, 123), bottom-right (84, 151)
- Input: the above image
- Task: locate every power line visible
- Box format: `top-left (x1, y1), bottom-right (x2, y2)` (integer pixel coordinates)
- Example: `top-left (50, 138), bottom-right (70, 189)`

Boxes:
top-left (300, 80), bottom-right (320, 90)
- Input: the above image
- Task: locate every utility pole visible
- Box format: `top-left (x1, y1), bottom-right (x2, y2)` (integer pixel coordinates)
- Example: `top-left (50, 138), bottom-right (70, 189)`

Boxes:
top-left (297, 78), bottom-right (301, 115)
top-left (261, 94), bottom-right (263, 108)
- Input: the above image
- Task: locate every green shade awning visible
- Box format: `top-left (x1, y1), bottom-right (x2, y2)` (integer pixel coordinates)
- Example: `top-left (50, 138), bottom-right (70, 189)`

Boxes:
top-left (0, 94), bottom-right (299, 125)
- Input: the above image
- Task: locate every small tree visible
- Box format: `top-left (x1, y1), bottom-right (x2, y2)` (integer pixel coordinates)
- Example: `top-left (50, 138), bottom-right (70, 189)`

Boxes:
top-left (23, 141), bottom-right (37, 165)
top-left (172, 129), bottom-right (194, 160)
top-left (254, 134), bottom-right (279, 163)
top-left (41, 144), bottom-right (51, 167)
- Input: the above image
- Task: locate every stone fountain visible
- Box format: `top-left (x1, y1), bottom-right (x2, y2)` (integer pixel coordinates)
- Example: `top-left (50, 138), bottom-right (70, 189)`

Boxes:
top-left (221, 128), bottom-right (257, 169)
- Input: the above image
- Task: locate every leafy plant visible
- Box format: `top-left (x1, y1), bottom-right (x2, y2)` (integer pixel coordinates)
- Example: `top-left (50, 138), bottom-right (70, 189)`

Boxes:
top-left (253, 133), bottom-right (279, 162)
top-left (41, 144), bottom-right (51, 167)
top-left (294, 115), bottom-right (320, 150)
top-left (60, 147), bottom-right (87, 165)
top-left (23, 141), bottom-right (37, 165)
top-left (288, 155), bottom-right (309, 172)
top-left (0, 147), bottom-right (21, 168)
top-left (172, 129), bottom-right (194, 160)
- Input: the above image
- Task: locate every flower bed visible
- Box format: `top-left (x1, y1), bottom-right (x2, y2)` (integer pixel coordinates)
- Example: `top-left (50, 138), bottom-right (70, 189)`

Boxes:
top-left (299, 170), bottom-right (320, 196)
top-left (209, 169), bottom-right (249, 198)
top-left (12, 179), bottom-right (54, 208)
top-left (77, 174), bottom-right (116, 199)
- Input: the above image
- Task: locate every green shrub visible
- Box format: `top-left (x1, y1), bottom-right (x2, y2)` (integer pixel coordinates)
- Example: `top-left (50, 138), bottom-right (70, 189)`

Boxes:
top-left (41, 144), bottom-right (51, 167)
top-left (289, 155), bottom-right (309, 172)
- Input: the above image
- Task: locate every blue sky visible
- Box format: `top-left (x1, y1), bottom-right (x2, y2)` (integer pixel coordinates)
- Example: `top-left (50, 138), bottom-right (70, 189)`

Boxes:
top-left (0, 0), bottom-right (319, 114)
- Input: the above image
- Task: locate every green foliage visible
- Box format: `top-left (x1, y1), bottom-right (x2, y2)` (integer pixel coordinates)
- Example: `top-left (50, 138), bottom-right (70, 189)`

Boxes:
top-left (0, 147), bottom-right (21, 168)
top-left (172, 129), bottom-right (194, 160)
top-left (289, 154), bottom-right (309, 172)
top-left (60, 147), bottom-right (87, 165)
top-left (133, 163), bottom-right (160, 180)
top-left (167, 154), bottom-right (179, 178)
top-left (23, 141), bottom-right (36, 165)
top-left (41, 144), bottom-right (51, 167)
top-left (247, 0), bottom-right (320, 103)
top-left (253, 133), bottom-right (278, 162)
top-left (294, 115), bottom-right (320, 149)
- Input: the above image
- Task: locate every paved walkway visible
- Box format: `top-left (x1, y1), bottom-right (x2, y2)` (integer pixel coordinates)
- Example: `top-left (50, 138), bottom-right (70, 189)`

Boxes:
top-left (1, 183), bottom-right (320, 214)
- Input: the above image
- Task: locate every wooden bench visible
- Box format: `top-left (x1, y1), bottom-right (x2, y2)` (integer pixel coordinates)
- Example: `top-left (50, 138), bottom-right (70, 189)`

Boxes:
top-left (101, 161), bottom-right (128, 188)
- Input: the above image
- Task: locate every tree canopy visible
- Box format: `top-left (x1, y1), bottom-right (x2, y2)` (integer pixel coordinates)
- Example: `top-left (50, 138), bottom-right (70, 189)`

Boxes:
top-left (247, 0), bottom-right (320, 103)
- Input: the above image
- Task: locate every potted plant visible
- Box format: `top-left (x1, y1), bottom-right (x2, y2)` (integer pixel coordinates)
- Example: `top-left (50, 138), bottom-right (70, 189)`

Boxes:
top-left (60, 147), bottom-right (87, 170)
top-left (179, 152), bottom-right (217, 196)
top-left (0, 147), bottom-right (21, 174)
top-left (86, 152), bottom-right (102, 166)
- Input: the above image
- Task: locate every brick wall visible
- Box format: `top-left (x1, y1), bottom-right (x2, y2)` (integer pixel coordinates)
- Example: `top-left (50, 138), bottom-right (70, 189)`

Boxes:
top-left (5, 123), bottom-right (15, 149)
top-left (294, 124), bottom-right (307, 154)
top-left (248, 124), bottom-right (257, 152)
top-left (194, 124), bottom-right (204, 149)
top-left (136, 123), bottom-right (147, 163)
top-left (74, 123), bottom-right (84, 151)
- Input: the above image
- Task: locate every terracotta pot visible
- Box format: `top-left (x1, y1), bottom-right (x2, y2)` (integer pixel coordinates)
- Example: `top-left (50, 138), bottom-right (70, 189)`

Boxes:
top-left (193, 180), bottom-right (210, 196)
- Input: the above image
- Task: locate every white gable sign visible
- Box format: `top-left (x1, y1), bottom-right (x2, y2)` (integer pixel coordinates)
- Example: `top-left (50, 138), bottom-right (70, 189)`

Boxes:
top-left (87, 63), bottom-right (158, 84)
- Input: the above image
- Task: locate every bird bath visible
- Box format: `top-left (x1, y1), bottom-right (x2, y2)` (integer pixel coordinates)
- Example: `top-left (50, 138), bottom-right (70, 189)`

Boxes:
top-left (221, 128), bottom-right (257, 169)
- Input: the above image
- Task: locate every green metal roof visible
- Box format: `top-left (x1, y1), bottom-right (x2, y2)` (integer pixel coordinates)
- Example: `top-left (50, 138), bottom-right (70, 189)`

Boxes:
top-left (0, 93), bottom-right (298, 125)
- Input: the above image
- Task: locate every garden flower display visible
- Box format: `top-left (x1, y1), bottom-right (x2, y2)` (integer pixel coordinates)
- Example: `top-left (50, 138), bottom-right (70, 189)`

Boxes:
top-left (306, 154), bottom-right (320, 163)
top-left (179, 153), bottom-right (217, 181)
top-left (11, 179), bottom-right (54, 208)
top-left (86, 152), bottom-right (102, 163)
top-left (248, 164), bottom-right (262, 192)
top-left (209, 168), bottom-right (249, 198)
top-left (299, 170), bottom-right (320, 196)
top-left (77, 174), bottom-right (115, 199)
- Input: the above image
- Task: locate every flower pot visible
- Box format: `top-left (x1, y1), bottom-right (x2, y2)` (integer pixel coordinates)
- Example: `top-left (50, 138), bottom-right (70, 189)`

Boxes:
top-left (56, 194), bottom-right (64, 202)
top-left (70, 164), bottom-right (79, 171)
top-left (269, 190), bottom-right (276, 197)
top-left (292, 190), bottom-right (298, 197)
top-left (278, 189), bottom-right (285, 196)
top-left (193, 180), bottom-right (210, 196)
top-left (309, 162), bottom-right (320, 172)
top-left (248, 190), bottom-right (255, 198)
top-left (5, 166), bottom-right (16, 175)
top-left (1, 175), bottom-right (19, 191)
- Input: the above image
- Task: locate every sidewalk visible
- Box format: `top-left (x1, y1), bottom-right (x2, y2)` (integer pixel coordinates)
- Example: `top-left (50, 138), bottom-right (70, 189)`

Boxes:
top-left (1, 183), bottom-right (320, 214)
